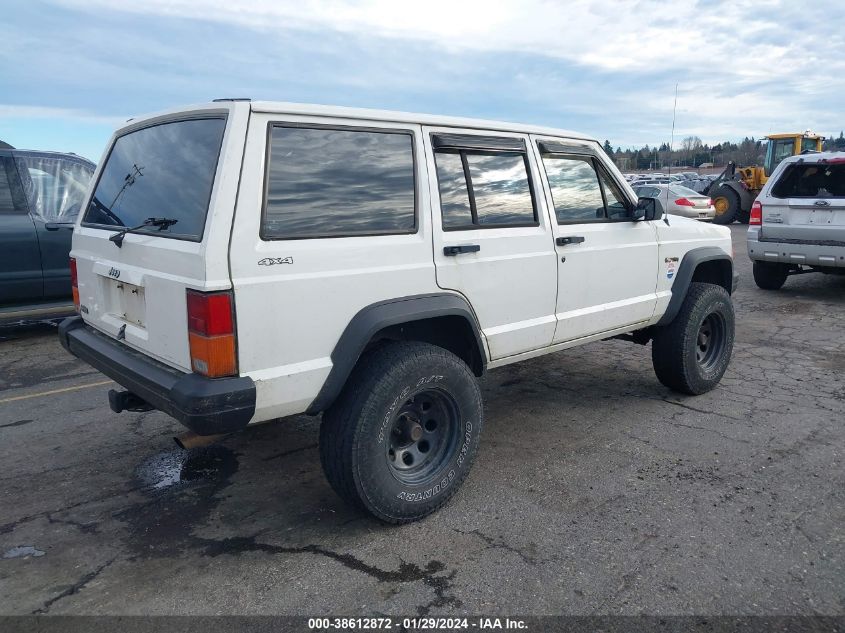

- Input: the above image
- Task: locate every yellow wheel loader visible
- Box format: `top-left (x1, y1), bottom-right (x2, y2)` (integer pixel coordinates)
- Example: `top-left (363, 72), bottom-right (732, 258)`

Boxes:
top-left (708, 132), bottom-right (824, 224)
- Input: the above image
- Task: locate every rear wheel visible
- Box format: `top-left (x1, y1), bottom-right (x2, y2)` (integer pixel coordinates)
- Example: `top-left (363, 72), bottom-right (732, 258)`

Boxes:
top-left (652, 282), bottom-right (735, 395)
top-left (711, 186), bottom-right (740, 224)
top-left (753, 261), bottom-right (789, 290)
top-left (319, 341), bottom-right (483, 523)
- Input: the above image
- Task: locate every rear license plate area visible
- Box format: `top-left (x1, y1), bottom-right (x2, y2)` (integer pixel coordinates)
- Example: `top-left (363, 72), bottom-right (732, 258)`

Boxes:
top-left (807, 210), bottom-right (833, 225)
top-left (107, 279), bottom-right (146, 327)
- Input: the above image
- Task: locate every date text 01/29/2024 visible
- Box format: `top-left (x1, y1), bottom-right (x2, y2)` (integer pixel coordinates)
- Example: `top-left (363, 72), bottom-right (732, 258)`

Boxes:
top-left (308, 617), bottom-right (528, 631)
top-left (307, 617), bottom-right (528, 630)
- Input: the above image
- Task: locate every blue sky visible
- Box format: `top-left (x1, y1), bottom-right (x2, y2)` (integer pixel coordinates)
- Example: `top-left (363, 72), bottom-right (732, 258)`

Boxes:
top-left (2, 0), bottom-right (844, 162)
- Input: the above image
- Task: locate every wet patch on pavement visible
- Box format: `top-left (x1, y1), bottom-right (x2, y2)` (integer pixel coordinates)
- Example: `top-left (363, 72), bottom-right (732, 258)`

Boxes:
top-left (135, 445), bottom-right (239, 492)
top-left (3, 545), bottom-right (45, 559)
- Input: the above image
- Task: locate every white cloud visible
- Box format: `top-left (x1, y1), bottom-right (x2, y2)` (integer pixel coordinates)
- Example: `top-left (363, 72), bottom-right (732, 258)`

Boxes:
top-left (30, 0), bottom-right (845, 146)
top-left (53, 0), bottom-right (843, 75)
top-left (0, 104), bottom-right (124, 126)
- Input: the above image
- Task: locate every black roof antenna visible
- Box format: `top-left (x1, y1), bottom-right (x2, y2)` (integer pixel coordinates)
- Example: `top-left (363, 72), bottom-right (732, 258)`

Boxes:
top-left (664, 83), bottom-right (679, 226)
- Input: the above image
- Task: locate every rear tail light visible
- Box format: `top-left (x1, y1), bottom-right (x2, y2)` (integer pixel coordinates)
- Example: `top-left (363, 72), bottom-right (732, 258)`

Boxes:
top-left (69, 257), bottom-right (79, 311)
top-left (749, 201), bottom-right (763, 225)
top-left (674, 198), bottom-right (695, 207)
top-left (706, 198), bottom-right (713, 207)
top-left (186, 289), bottom-right (237, 377)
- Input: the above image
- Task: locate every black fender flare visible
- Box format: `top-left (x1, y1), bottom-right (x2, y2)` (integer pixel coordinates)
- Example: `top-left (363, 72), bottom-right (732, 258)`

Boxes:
top-left (656, 247), bottom-right (734, 326)
top-left (306, 293), bottom-right (487, 414)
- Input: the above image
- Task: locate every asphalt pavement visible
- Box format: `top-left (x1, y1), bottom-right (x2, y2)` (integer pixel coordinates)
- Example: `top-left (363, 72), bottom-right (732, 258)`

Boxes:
top-left (1, 224), bottom-right (842, 616)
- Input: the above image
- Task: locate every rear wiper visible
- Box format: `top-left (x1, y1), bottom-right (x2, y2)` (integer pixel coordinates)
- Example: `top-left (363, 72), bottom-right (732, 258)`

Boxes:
top-left (109, 217), bottom-right (178, 247)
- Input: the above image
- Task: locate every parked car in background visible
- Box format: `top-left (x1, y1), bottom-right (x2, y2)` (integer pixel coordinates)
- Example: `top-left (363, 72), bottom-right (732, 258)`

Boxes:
top-left (633, 178), bottom-right (672, 186)
top-left (0, 149), bottom-right (95, 322)
top-left (748, 152), bottom-right (845, 289)
top-left (634, 184), bottom-right (715, 221)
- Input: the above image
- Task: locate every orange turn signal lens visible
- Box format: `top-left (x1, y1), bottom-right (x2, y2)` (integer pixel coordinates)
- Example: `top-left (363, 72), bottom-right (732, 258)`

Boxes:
top-left (70, 257), bottom-right (79, 311)
top-left (188, 332), bottom-right (237, 378)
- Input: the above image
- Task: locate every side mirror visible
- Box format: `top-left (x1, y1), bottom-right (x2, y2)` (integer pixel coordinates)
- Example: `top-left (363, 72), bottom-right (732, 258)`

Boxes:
top-left (634, 197), bottom-right (663, 222)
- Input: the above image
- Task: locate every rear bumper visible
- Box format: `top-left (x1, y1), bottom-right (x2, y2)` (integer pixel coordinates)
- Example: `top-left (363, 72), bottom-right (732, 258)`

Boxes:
top-left (748, 231), bottom-right (845, 268)
top-left (58, 317), bottom-right (255, 435)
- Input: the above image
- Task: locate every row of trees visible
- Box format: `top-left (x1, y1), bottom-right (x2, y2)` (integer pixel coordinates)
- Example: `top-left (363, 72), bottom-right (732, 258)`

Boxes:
top-left (602, 132), bottom-right (845, 171)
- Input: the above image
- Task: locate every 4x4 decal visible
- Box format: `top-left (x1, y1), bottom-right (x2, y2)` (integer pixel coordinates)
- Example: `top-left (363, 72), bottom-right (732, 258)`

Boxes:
top-left (258, 257), bottom-right (293, 266)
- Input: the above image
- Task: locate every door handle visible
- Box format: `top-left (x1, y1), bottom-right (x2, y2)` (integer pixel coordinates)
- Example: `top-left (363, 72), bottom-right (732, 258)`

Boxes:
top-left (556, 236), bottom-right (585, 246)
top-left (443, 244), bottom-right (481, 256)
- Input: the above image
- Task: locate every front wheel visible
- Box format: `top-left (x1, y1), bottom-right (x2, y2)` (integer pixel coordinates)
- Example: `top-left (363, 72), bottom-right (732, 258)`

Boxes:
top-left (652, 282), bottom-right (735, 395)
top-left (319, 341), bottom-right (483, 523)
top-left (711, 186), bottom-right (740, 225)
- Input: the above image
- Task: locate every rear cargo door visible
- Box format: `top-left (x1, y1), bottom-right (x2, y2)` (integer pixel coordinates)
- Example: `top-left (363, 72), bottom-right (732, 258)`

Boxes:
top-left (762, 161), bottom-right (845, 246)
top-left (71, 104), bottom-right (249, 371)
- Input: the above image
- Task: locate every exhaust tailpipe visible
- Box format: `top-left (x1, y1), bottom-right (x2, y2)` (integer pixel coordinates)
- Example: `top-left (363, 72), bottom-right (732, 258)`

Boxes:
top-left (174, 431), bottom-right (227, 450)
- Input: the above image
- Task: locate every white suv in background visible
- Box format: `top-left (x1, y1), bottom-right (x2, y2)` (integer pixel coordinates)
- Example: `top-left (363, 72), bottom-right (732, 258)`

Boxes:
top-left (60, 100), bottom-right (737, 523)
top-left (748, 153), bottom-right (845, 289)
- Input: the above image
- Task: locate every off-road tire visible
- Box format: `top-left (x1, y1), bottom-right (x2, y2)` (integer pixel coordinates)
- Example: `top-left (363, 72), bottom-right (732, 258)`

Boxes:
top-left (712, 185), bottom-right (740, 225)
top-left (319, 341), bottom-right (483, 524)
top-left (652, 282), bottom-right (735, 395)
top-left (752, 261), bottom-right (789, 290)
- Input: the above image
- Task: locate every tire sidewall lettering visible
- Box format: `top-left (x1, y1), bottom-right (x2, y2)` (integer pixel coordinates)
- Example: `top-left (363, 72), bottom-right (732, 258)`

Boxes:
top-left (357, 359), bottom-right (483, 513)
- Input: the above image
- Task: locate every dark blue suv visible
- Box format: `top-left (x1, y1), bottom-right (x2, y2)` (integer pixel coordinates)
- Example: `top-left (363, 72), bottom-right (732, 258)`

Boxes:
top-left (0, 148), bottom-right (95, 322)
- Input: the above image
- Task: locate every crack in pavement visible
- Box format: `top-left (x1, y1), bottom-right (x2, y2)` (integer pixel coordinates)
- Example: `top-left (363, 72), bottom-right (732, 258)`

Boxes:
top-left (659, 397), bottom-right (745, 422)
top-left (0, 483), bottom-right (147, 535)
top-left (32, 558), bottom-right (116, 614)
top-left (197, 534), bottom-right (461, 616)
top-left (0, 419), bottom-right (34, 429)
top-left (46, 513), bottom-right (100, 535)
top-left (453, 528), bottom-right (537, 565)
top-left (262, 443), bottom-right (319, 462)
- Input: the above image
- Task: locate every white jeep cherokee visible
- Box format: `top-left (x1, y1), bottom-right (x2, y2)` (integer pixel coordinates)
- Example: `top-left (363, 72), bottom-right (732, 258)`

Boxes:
top-left (59, 100), bottom-right (738, 523)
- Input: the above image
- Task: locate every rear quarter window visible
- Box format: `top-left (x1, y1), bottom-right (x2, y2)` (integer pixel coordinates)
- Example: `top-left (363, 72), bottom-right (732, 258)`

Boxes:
top-left (82, 117), bottom-right (226, 240)
top-left (261, 125), bottom-right (416, 240)
top-left (771, 163), bottom-right (845, 198)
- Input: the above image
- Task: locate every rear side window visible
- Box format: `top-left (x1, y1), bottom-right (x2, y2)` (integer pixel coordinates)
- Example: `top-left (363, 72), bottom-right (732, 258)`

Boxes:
top-left (434, 148), bottom-right (537, 230)
top-left (772, 163), bottom-right (845, 198)
top-left (262, 126), bottom-right (416, 239)
top-left (16, 156), bottom-right (94, 221)
top-left (83, 117), bottom-right (226, 240)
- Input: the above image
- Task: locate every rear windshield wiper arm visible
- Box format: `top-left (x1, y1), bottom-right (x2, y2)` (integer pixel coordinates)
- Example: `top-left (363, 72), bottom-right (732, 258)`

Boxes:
top-left (109, 217), bottom-right (178, 247)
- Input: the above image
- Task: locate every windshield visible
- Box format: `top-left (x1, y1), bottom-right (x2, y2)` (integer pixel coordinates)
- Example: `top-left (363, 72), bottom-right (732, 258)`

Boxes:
top-left (82, 117), bottom-right (226, 240)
